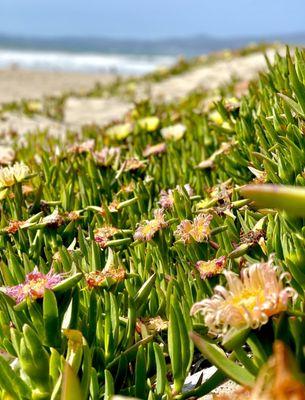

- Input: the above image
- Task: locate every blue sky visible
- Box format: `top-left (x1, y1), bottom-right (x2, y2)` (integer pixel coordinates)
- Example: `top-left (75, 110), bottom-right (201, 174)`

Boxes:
top-left (1, 0), bottom-right (305, 39)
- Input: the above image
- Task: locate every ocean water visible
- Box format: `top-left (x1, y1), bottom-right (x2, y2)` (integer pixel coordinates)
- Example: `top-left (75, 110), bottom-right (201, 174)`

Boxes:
top-left (0, 48), bottom-right (176, 75)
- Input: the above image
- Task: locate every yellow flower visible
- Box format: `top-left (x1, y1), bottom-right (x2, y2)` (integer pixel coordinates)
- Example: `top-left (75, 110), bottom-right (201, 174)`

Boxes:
top-left (191, 258), bottom-right (296, 336)
top-left (105, 123), bottom-right (133, 140)
top-left (160, 123), bottom-right (186, 141)
top-left (26, 100), bottom-right (43, 113)
top-left (0, 162), bottom-right (30, 188)
top-left (209, 110), bottom-right (224, 125)
top-left (138, 116), bottom-right (160, 132)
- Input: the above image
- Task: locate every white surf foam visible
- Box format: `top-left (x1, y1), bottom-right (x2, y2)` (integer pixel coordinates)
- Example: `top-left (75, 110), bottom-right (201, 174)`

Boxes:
top-left (0, 48), bottom-right (176, 75)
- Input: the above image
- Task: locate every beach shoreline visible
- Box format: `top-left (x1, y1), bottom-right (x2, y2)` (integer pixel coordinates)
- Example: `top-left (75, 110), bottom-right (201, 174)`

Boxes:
top-left (0, 67), bottom-right (119, 103)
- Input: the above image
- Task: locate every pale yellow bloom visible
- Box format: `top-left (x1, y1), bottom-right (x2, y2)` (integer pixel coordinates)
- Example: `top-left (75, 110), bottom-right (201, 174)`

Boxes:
top-left (105, 123), bottom-right (133, 140)
top-left (160, 123), bottom-right (186, 141)
top-left (134, 209), bottom-right (167, 242)
top-left (26, 100), bottom-right (43, 113)
top-left (175, 214), bottom-right (213, 243)
top-left (138, 116), bottom-right (160, 131)
top-left (191, 258), bottom-right (296, 336)
top-left (209, 110), bottom-right (224, 125)
top-left (0, 162), bottom-right (30, 188)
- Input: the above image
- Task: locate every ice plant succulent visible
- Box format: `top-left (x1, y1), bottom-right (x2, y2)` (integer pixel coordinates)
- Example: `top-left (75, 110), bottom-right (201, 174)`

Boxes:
top-left (4, 267), bottom-right (63, 303)
top-left (0, 162), bottom-right (30, 188)
top-left (134, 209), bottom-right (168, 241)
top-left (191, 258), bottom-right (296, 335)
top-left (175, 213), bottom-right (213, 243)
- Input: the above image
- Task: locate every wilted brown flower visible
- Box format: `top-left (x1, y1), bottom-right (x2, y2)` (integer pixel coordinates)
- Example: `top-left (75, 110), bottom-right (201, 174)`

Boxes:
top-left (42, 209), bottom-right (64, 228)
top-left (136, 316), bottom-right (168, 335)
top-left (4, 220), bottom-right (26, 234)
top-left (159, 184), bottom-right (193, 209)
top-left (143, 142), bottom-right (166, 157)
top-left (94, 226), bottom-right (119, 248)
top-left (249, 166), bottom-right (268, 184)
top-left (123, 157), bottom-right (146, 172)
top-left (68, 139), bottom-right (95, 154)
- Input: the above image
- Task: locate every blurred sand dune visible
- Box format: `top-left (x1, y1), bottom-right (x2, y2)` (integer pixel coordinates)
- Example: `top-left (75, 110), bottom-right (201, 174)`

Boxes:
top-left (0, 68), bottom-right (116, 103)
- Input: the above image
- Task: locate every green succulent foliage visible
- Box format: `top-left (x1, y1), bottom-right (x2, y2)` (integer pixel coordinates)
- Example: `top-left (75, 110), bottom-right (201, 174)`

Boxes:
top-left (2, 44), bottom-right (305, 399)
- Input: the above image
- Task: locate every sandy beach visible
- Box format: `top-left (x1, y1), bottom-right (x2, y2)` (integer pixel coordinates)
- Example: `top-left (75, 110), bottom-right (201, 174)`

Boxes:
top-left (0, 68), bottom-right (117, 103)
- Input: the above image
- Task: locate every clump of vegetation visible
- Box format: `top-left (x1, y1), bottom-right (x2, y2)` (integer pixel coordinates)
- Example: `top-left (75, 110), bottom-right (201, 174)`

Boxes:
top-left (0, 45), bottom-right (305, 399)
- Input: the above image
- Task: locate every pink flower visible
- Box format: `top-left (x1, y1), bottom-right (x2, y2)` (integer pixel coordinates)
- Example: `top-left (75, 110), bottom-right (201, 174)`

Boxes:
top-left (175, 214), bottom-right (213, 243)
top-left (5, 267), bottom-right (63, 303)
top-left (134, 209), bottom-right (168, 242)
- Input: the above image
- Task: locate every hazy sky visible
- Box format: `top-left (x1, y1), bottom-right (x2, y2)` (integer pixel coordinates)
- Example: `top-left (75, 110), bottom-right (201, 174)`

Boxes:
top-left (1, 0), bottom-right (305, 39)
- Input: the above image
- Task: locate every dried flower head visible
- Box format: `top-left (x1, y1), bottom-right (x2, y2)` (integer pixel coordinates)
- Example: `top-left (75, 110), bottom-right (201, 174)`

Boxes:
top-left (94, 226), bottom-right (119, 248)
top-left (123, 157), bottom-right (146, 172)
top-left (240, 229), bottom-right (266, 245)
top-left (42, 209), bottom-right (63, 228)
top-left (143, 142), bottom-right (166, 157)
top-left (196, 256), bottom-right (226, 279)
top-left (0, 145), bottom-right (15, 165)
top-left (134, 209), bottom-right (168, 242)
top-left (161, 123), bottom-right (186, 141)
top-left (209, 181), bottom-right (232, 205)
top-left (22, 184), bottom-right (34, 196)
top-left (0, 162), bottom-right (30, 188)
top-left (68, 139), bottom-right (95, 154)
top-left (86, 268), bottom-right (126, 288)
top-left (4, 220), bottom-right (26, 234)
top-left (249, 166), bottom-right (267, 184)
top-left (159, 184), bottom-right (193, 210)
top-left (191, 258), bottom-right (296, 336)
top-left (175, 213), bottom-right (213, 244)
top-left (136, 316), bottom-right (168, 335)
top-left (5, 267), bottom-right (63, 303)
